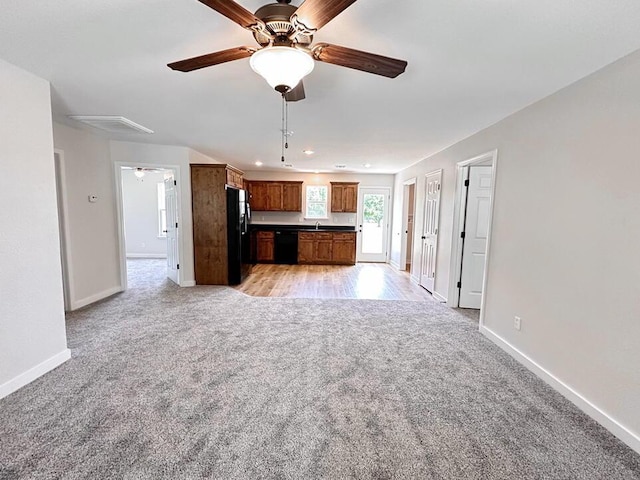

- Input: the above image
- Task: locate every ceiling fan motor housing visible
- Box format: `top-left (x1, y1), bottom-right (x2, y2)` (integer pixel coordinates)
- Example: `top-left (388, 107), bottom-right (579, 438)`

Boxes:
top-left (253, 2), bottom-right (313, 47)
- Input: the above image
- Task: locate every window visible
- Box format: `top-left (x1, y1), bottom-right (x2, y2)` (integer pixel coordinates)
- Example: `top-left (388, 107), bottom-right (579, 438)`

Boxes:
top-left (305, 185), bottom-right (328, 219)
top-left (157, 182), bottom-right (167, 237)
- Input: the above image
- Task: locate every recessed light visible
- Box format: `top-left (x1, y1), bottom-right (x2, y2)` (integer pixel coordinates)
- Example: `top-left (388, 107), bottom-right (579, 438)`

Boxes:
top-left (363, 163), bottom-right (371, 168)
top-left (255, 161), bottom-right (263, 166)
top-left (303, 149), bottom-right (314, 155)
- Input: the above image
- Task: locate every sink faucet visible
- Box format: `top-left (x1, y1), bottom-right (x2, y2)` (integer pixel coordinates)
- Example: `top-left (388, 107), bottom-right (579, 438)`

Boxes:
top-left (315, 221), bottom-right (320, 230)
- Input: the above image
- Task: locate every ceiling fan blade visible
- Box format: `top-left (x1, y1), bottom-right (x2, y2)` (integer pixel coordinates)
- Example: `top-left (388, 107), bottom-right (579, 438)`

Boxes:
top-left (168, 47), bottom-right (255, 72)
top-left (313, 43), bottom-right (407, 78)
top-left (198, 0), bottom-right (264, 30)
top-left (285, 81), bottom-right (306, 102)
top-left (292, 0), bottom-right (357, 31)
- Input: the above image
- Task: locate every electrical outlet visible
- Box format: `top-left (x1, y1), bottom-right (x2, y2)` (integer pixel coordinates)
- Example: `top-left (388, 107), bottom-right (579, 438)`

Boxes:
top-left (514, 316), bottom-right (522, 331)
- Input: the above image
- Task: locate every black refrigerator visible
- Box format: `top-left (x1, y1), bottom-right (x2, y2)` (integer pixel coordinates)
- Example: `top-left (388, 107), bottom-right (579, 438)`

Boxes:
top-left (226, 186), bottom-right (251, 285)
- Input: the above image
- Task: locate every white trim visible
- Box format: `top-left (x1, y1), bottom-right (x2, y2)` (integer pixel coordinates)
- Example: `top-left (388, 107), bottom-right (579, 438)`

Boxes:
top-left (481, 325), bottom-right (640, 455)
top-left (126, 253), bottom-right (168, 259)
top-left (389, 259), bottom-right (401, 270)
top-left (53, 149), bottom-right (75, 312)
top-left (410, 273), bottom-right (420, 285)
top-left (432, 291), bottom-right (447, 303)
top-left (181, 280), bottom-right (196, 287)
top-left (418, 169), bottom-right (443, 293)
top-left (71, 286), bottom-right (123, 311)
top-left (447, 149), bottom-right (499, 329)
top-left (0, 349), bottom-right (71, 400)
top-left (114, 162), bottom-right (183, 289)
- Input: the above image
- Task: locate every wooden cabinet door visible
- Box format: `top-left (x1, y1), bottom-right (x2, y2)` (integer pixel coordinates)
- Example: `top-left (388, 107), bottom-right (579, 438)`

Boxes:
top-left (249, 182), bottom-right (269, 211)
top-left (256, 231), bottom-right (274, 262)
top-left (298, 233), bottom-right (315, 263)
top-left (266, 183), bottom-right (283, 211)
top-left (282, 183), bottom-right (302, 211)
top-left (331, 185), bottom-right (344, 212)
top-left (315, 233), bottom-right (333, 262)
top-left (342, 184), bottom-right (358, 213)
top-left (332, 233), bottom-right (356, 264)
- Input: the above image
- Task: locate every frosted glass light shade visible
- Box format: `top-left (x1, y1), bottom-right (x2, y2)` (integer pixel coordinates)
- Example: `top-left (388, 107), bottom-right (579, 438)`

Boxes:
top-left (250, 46), bottom-right (314, 92)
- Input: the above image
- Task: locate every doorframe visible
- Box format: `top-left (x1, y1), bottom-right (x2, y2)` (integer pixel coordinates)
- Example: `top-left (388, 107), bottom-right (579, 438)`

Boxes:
top-left (54, 149), bottom-right (74, 311)
top-left (356, 186), bottom-right (392, 263)
top-left (447, 149), bottom-right (498, 328)
top-left (399, 177), bottom-right (417, 274)
top-left (114, 162), bottom-right (183, 289)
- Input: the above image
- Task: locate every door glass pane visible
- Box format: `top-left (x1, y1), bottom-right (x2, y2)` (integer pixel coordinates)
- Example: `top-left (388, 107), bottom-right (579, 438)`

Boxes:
top-left (362, 193), bottom-right (385, 254)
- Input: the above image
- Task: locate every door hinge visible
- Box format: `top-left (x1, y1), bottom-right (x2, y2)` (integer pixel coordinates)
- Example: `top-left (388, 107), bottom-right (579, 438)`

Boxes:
top-left (175, 222), bottom-right (178, 228)
top-left (464, 179), bottom-right (470, 187)
top-left (437, 184), bottom-right (441, 191)
top-left (457, 281), bottom-right (461, 289)
top-left (177, 264), bottom-right (180, 270)
top-left (461, 231), bottom-right (466, 239)
top-left (174, 180), bottom-right (177, 186)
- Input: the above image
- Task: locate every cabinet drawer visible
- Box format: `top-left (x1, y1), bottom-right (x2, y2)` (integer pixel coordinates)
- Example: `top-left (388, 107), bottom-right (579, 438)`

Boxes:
top-left (299, 232), bottom-right (316, 240)
top-left (257, 231), bottom-right (274, 240)
top-left (333, 232), bottom-right (355, 241)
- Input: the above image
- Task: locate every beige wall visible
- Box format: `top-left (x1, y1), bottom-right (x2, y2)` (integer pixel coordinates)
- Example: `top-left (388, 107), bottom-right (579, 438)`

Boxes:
top-left (0, 59), bottom-right (69, 397)
top-left (53, 123), bottom-right (121, 309)
top-left (393, 49), bottom-right (640, 451)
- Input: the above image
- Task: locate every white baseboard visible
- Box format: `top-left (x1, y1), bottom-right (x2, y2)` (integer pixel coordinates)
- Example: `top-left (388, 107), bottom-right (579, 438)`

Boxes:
top-left (0, 349), bottom-right (71, 400)
top-left (432, 291), bottom-right (447, 303)
top-left (389, 260), bottom-right (401, 270)
top-left (181, 280), bottom-right (196, 287)
top-left (481, 325), bottom-right (640, 455)
top-left (71, 286), bottom-right (123, 311)
top-left (410, 274), bottom-right (420, 284)
top-left (126, 253), bottom-right (167, 259)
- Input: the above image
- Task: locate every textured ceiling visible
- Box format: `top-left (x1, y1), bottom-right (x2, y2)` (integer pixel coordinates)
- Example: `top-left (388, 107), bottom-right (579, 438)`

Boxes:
top-left (1, 0), bottom-right (639, 173)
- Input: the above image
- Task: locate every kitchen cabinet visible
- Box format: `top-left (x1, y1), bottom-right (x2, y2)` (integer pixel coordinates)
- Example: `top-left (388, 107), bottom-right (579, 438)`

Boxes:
top-left (330, 182), bottom-right (359, 213)
top-left (331, 232), bottom-right (357, 264)
top-left (225, 166), bottom-right (244, 189)
top-left (256, 231), bottom-right (274, 262)
top-left (247, 181), bottom-right (303, 212)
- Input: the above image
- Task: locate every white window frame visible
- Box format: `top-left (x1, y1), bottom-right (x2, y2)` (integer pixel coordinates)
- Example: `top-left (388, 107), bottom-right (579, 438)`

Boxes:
top-left (157, 182), bottom-right (167, 238)
top-left (304, 184), bottom-right (329, 220)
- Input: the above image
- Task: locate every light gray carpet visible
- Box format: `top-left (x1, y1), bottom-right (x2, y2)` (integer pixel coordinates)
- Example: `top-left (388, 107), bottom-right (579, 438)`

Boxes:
top-left (1, 259), bottom-right (638, 479)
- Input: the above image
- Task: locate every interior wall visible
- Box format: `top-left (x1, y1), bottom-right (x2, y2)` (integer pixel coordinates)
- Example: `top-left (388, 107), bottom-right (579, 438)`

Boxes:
top-left (0, 59), bottom-right (70, 397)
top-left (122, 169), bottom-right (167, 257)
top-left (52, 122), bottom-right (121, 309)
top-left (393, 49), bottom-right (640, 451)
top-left (244, 170), bottom-right (394, 227)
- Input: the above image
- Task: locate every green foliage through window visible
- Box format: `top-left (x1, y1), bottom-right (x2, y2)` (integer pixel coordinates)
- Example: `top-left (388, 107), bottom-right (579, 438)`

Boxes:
top-left (306, 186), bottom-right (328, 218)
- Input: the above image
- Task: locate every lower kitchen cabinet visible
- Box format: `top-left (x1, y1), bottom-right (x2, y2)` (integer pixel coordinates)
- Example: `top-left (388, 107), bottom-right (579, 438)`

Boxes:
top-left (256, 231), bottom-right (274, 262)
top-left (298, 231), bottom-right (355, 265)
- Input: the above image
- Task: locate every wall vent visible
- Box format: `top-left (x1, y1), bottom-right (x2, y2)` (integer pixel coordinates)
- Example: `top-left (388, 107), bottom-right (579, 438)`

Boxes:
top-left (68, 115), bottom-right (154, 134)
top-left (335, 164), bottom-right (347, 169)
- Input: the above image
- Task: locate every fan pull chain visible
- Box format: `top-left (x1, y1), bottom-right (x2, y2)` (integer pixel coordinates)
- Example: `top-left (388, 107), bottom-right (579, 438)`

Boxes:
top-left (285, 100), bottom-right (289, 150)
top-left (281, 93), bottom-right (286, 162)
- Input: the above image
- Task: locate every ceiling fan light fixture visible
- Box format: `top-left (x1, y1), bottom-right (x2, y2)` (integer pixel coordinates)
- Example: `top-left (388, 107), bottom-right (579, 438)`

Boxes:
top-left (250, 46), bottom-right (314, 92)
top-left (134, 168), bottom-right (145, 178)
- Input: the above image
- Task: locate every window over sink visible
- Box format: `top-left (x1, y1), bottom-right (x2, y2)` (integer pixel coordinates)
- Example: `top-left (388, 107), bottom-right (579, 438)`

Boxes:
top-left (305, 185), bottom-right (328, 219)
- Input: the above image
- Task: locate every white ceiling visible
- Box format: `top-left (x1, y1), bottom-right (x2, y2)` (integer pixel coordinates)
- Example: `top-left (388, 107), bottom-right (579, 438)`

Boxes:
top-left (1, 0), bottom-right (639, 174)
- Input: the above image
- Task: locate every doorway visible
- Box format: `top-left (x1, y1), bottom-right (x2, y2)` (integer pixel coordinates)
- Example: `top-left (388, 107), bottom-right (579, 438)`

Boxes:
top-left (419, 170), bottom-right (442, 293)
top-left (448, 150), bottom-right (498, 323)
top-left (114, 163), bottom-right (181, 289)
top-left (357, 187), bottom-right (391, 263)
top-left (400, 179), bottom-right (417, 275)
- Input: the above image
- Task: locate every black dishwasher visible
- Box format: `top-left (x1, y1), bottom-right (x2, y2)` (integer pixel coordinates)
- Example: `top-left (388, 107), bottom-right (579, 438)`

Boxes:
top-left (274, 230), bottom-right (299, 264)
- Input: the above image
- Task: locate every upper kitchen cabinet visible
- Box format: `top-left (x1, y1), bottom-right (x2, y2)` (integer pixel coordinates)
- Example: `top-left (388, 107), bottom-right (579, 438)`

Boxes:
top-left (330, 182), bottom-right (359, 213)
top-left (225, 165), bottom-right (244, 189)
top-left (247, 181), bottom-right (303, 212)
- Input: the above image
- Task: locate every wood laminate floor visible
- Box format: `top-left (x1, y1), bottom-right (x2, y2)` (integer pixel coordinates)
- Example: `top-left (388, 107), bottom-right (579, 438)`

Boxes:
top-left (235, 263), bottom-right (436, 301)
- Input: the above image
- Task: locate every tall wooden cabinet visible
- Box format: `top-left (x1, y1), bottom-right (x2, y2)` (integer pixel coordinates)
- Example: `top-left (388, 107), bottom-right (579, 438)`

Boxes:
top-left (191, 164), bottom-right (244, 285)
top-left (330, 182), bottom-right (359, 213)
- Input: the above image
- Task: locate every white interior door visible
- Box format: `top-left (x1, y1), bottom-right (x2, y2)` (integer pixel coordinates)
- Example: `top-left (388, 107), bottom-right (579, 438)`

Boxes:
top-left (357, 187), bottom-right (390, 263)
top-left (459, 166), bottom-right (492, 308)
top-left (419, 170), bottom-right (442, 292)
top-left (164, 177), bottom-right (179, 285)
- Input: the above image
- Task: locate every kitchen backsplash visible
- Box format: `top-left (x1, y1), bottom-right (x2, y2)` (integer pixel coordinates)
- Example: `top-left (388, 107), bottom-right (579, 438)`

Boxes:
top-left (251, 211), bottom-right (356, 226)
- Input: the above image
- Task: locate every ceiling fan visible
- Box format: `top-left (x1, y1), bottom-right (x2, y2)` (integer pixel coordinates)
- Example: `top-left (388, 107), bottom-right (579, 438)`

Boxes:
top-left (168, 0), bottom-right (408, 101)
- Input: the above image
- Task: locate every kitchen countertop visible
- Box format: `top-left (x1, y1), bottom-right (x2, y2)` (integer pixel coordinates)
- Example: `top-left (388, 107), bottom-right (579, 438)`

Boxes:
top-left (250, 224), bottom-right (356, 233)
